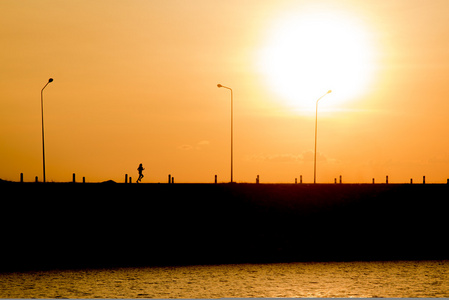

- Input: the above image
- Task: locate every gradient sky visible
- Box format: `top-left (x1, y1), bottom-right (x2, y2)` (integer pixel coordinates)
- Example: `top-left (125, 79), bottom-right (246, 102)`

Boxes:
top-left (1, 0), bottom-right (449, 183)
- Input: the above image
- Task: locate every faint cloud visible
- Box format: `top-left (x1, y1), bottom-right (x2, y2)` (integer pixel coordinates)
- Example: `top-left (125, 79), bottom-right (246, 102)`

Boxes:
top-left (178, 140), bottom-right (211, 151)
top-left (246, 150), bottom-right (338, 164)
top-left (255, 153), bottom-right (303, 163)
top-left (178, 144), bottom-right (194, 151)
top-left (197, 140), bottom-right (210, 146)
top-left (428, 154), bottom-right (449, 164)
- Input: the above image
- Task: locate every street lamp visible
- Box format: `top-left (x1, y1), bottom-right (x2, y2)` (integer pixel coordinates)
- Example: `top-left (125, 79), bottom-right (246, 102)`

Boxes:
top-left (217, 84), bottom-right (234, 183)
top-left (314, 89), bottom-right (332, 184)
top-left (41, 78), bottom-right (53, 183)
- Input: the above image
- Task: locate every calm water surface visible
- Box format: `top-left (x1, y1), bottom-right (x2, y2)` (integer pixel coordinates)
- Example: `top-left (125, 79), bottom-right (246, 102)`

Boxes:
top-left (1, 260), bottom-right (448, 298)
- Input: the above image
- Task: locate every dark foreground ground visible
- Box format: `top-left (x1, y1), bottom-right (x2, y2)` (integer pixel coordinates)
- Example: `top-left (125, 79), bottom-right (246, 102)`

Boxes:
top-left (1, 182), bottom-right (448, 271)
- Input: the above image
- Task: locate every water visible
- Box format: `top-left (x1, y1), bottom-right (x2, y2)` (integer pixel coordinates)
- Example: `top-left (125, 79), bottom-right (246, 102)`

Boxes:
top-left (1, 260), bottom-right (449, 298)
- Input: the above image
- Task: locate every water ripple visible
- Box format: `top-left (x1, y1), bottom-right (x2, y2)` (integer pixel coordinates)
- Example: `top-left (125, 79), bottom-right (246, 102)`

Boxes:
top-left (1, 260), bottom-right (449, 298)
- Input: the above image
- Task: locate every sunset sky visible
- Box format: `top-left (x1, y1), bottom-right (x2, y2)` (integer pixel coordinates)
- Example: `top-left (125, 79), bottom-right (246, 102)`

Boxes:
top-left (1, 0), bottom-right (449, 183)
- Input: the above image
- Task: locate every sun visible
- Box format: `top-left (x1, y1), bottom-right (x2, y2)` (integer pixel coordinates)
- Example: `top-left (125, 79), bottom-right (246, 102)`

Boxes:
top-left (257, 8), bottom-right (376, 114)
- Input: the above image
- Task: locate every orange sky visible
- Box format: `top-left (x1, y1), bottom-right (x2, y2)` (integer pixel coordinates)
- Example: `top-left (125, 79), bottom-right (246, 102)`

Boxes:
top-left (1, 0), bottom-right (449, 183)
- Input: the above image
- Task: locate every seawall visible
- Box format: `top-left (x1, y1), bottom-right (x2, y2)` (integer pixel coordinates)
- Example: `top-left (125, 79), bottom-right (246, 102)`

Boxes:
top-left (1, 182), bottom-right (448, 271)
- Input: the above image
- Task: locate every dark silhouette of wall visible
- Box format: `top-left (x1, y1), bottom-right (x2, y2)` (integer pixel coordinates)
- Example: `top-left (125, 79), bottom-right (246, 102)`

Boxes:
top-left (1, 182), bottom-right (448, 271)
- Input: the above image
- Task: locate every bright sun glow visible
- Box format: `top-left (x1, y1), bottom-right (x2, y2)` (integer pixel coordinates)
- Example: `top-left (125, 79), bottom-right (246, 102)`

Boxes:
top-left (258, 8), bottom-right (376, 114)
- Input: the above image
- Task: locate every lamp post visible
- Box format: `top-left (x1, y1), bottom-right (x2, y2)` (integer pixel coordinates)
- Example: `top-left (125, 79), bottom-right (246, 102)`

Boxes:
top-left (217, 84), bottom-right (233, 183)
top-left (41, 78), bottom-right (53, 183)
top-left (314, 89), bottom-right (332, 184)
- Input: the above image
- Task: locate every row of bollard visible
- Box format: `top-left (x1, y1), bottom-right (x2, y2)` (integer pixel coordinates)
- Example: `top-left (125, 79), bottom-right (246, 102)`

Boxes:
top-left (216, 174), bottom-right (433, 184)
top-left (16, 173), bottom-right (449, 184)
top-left (237, 175), bottom-right (439, 184)
top-left (371, 175), bottom-right (428, 184)
top-left (19, 173), bottom-right (86, 183)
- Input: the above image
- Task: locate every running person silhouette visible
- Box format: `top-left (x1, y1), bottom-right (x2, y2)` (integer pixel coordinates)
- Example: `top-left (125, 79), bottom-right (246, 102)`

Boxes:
top-left (137, 163), bottom-right (145, 183)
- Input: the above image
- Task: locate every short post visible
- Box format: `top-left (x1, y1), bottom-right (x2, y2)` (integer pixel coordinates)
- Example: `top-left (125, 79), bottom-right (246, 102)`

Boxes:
top-left (20, 173), bottom-right (23, 183)
top-left (171, 177), bottom-right (174, 184)
top-left (256, 175), bottom-right (259, 184)
top-left (215, 175), bottom-right (217, 184)
top-left (372, 178), bottom-right (375, 184)
top-left (339, 175), bottom-right (342, 184)
top-left (410, 178), bottom-right (413, 184)
top-left (334, 178), bottom-right (337, 184)
top-left (125, 174), bottom-right (128, 183)
top-left (168, 174), bottom-right (171, 184)
top-left (73, 173), bottom-right (76, 183)
top-left (35, 176), bottom-right (38, 183)
top-left (300, 175), bottom-right (303, 184)
top-left (295, 178), bottom-right (297, 184)
top-left (386, 175), bottom-right (389, 184)
top-left (129, 177), bottom-right (132, 183)
top-left (423, 176), bottom-right (426, 184)
top-left (83, 177), bottom-right (86, 183)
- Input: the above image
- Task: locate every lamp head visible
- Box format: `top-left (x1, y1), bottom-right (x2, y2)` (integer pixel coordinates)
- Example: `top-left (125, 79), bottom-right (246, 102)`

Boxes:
top-left (48, 78), bottom-right (54, 83)
top-left (327, 90), bottom-right (332, 93)
top-left (217, 84), bottom-right (222, 88)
